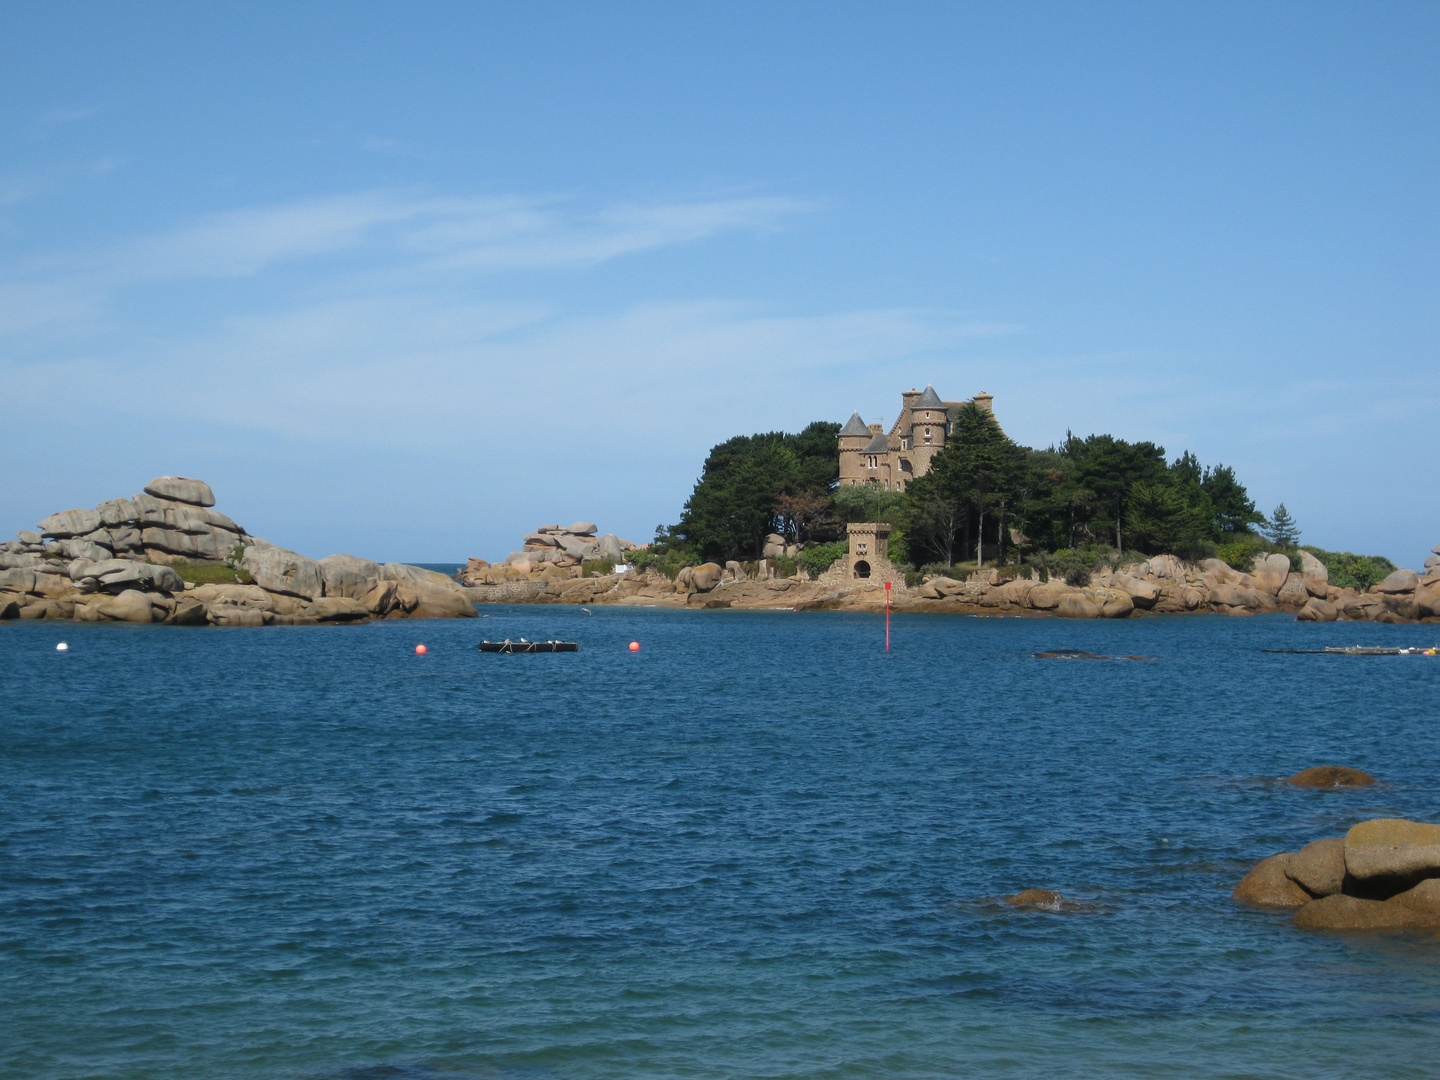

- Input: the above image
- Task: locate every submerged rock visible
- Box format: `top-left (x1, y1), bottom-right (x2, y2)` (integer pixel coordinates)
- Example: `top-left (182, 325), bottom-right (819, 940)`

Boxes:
top-left (1286, 766), bottom-right (1376, 788)
top-left (1004, 888), bottom-right (1065, 908)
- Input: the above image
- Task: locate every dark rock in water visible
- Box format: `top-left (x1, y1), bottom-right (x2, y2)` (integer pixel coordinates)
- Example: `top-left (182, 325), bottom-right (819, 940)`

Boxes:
top-left (1232, 852), bottom-right (1311, 908)
top-left (1004, 888), bottom-right (1065, 908)
top-left (1286, 766), bottom-right (1376, 788)
top-left (1284, 837), bottom-right (1345, 898)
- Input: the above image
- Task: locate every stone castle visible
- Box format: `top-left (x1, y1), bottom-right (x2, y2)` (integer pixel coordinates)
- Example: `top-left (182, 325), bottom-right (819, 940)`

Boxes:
top-left (837, 386), bottom-right (995, 491)
top-left (840, 385), bottom-right (996, 492)
top-left (835, 385), bottom-right (996, 582)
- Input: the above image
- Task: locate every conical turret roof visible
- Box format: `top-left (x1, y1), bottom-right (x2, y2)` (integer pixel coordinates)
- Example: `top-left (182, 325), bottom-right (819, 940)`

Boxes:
top-left (839, 412), bottom-right (870, 437)
top-left (914, 384), bottom-right (945, 409)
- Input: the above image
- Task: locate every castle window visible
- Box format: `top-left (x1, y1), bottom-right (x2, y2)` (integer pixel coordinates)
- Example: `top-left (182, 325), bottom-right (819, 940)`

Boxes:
top-left (924, 428), bottom-right (931, 444)
top-left (856, 542), bottom-right (868, 556)
top-left (925, 411), bottom-right (931, 419)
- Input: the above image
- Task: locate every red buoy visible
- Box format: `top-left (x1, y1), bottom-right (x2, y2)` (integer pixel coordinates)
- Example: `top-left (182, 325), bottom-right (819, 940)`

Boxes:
top-left (629, 641), bottom-right (640, 652)
top-left (415, 644), bottom-right (428, 655)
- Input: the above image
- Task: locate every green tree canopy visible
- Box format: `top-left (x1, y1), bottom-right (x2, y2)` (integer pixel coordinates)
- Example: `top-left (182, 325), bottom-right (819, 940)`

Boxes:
top-left (1202, 464), bottom-right (1264, 535)
top-left (1062, 433), bottom-right (1167, 551)
top-left (670, 421), bottom-right (839, 560)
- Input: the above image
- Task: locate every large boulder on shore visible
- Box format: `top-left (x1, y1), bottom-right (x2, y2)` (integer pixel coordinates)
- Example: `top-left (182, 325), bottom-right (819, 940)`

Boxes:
top-left (690, 563), bottom-right (724, 592)
top-left (143, 476), bottom-right (215, 507)
top-left (38, 508), bottom-right (103, 539)
top-left (1251, 552), bottom-right (1292, 595)
top-left (1056, 594), bottom-right (1101, 619)
top-left (1026, 584), bottom-right (1067, 610)
top-left (1112, 574), bottom-right (1160, 609)
top-left (1233, 852), bottom-right (1311, 907)
top-left (1299, 549), bottom-right (1329, 597)
top-left (318, 554), bottom-right (382, 599)
top-left (242, 542), bottom-right (324, 600)
top-left (1373, 569), bottom-right (1420, 594)
top-left (1344, 818), bottom-right (1440, 887)
top-left (1296, 597), bottom-right (1338, 622)
top-left (91, 589), bottom-right (158, 623)
top-left (1417, 584), bottom-right (1440, 619)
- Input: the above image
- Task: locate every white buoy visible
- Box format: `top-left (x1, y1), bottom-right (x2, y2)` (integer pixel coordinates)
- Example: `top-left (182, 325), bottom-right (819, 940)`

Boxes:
top-left (56, 642), bottom-right (69, 651)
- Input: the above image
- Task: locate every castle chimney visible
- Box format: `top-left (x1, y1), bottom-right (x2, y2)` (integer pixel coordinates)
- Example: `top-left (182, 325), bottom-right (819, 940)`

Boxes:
top-left (974, 391), bottom-right (994, 412)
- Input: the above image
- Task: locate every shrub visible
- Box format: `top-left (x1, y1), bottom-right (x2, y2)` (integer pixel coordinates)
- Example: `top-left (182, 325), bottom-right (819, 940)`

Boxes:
top-left (1301, 546), bottom-right (1397, 591)
top-left (1215, 535), bottom-right (1273, 572)
top-left (1033, 549), bottom-right (1092, 587)
top-left (904, 571), bottom-right (925, 588)
top-left (772, 554), bottom-right (798, 578)
top-left (800, 541), bottom-right (848, 575)
top-left (582, 558), bottom-right (617, 577)
top-left (1173, 538), bottom-right (1218, 564)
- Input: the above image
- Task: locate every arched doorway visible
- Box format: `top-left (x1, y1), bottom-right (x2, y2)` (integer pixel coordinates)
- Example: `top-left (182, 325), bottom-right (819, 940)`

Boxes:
top-left (853, 560), bottom-right (871, 579)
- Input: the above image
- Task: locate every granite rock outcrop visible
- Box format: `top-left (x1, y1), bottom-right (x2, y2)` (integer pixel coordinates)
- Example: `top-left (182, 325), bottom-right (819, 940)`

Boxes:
top-left (461, 542), bottom-right (1440, 623)
top-left (1, 478), bottom-right (476, 626)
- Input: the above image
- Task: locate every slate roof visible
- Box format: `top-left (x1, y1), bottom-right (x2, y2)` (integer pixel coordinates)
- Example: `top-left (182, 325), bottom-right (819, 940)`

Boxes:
top-left (839, 412), bottom-right (871, 437)
top-left (915, 384), bottom-right (945, 409)
top-left (863, 433), bottom-right (890, 454)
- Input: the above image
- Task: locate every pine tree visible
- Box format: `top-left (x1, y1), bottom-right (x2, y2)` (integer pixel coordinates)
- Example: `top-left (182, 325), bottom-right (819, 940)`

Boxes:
top-left (1264, 503), bottom-right (1300, 549)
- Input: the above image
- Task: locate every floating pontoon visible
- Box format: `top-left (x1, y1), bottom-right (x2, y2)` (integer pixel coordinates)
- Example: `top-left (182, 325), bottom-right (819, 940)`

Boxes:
top-left (477, 639), bottom-right (579, 653)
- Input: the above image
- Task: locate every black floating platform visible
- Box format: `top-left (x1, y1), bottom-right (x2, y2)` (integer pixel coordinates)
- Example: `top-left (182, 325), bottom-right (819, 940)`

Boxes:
top-left (478, 640), bottom-right (579, 653)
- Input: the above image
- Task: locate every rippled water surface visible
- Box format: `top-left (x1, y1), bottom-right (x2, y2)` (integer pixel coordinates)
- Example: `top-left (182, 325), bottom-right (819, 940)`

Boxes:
top-left (3, 608), bottom-right (1439, 1079)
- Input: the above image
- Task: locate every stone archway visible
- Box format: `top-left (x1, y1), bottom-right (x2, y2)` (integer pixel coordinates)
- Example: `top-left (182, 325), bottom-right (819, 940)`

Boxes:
top-left (853, 560), bottom-right (871, 579)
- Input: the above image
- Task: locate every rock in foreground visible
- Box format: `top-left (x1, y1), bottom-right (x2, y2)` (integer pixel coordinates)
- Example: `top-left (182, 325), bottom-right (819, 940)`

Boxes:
top-left (1234, 817), bottom-right (1440, 932)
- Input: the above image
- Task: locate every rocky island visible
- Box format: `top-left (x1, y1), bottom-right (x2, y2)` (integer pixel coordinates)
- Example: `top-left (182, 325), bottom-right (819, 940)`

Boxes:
top-left (0, 477), bottom-right (477, 625)
top-left (461, 524), bottom-right (1440, 623)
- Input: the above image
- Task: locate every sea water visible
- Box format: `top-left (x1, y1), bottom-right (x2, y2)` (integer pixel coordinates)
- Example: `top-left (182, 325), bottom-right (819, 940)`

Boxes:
top-left (2, 607), bottom-right (1438, 1080)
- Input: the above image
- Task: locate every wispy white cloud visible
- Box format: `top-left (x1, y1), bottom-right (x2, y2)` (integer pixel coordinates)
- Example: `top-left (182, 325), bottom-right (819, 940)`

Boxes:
top-left (0, 189), bottom-right (817, 325)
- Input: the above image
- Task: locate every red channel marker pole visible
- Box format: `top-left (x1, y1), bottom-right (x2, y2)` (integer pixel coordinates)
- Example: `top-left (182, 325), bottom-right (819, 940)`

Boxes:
top-left (884, 580), bottom-right (891, 651)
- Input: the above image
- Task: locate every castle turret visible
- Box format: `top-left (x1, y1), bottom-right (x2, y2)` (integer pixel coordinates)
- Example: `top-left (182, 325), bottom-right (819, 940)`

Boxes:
top-left (908, 384), bottom-right (947, 472)
top-left (838, 411), bottom-right (871, 487)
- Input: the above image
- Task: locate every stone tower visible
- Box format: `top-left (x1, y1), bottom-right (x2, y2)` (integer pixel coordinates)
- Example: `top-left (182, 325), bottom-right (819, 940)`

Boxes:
top-left (907, 385), bottom-right (948, 476)
top-left (837, 412), bottom-right (871, 487)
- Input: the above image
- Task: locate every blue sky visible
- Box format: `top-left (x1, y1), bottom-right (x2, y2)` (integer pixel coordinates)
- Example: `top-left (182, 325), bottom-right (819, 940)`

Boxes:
top-left (2, 2), bottom-right (1435, 565)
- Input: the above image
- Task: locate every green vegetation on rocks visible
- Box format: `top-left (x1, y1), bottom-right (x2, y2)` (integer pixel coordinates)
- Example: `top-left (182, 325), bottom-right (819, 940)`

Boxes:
top-left (1300, 546), bottom-right (1398, 591)
top-left (167, 560), bottom-right (253, 586)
